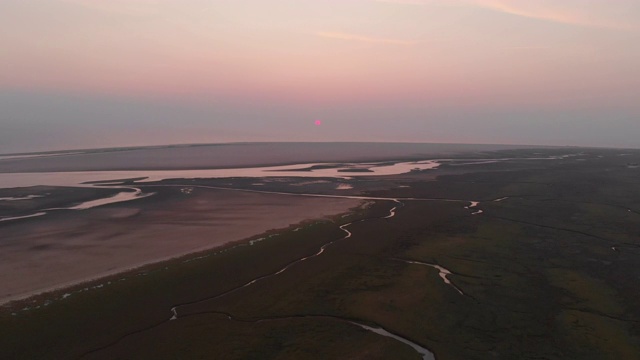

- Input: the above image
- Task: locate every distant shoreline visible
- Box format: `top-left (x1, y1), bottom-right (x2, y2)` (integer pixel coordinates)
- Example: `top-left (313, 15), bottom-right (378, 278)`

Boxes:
top-left (0, 141), bottom-right (561, 158)
top-left (0, 142), bottom-right (546, 174)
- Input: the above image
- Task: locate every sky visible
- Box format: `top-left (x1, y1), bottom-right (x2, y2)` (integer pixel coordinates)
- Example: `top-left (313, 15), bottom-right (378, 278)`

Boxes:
top-left (1, 0), bottom-right (639, 153)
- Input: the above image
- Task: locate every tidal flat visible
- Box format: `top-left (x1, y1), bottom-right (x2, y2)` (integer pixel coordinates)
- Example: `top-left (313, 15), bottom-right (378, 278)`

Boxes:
top-left (1, 145), bottom-right (640, 359)
top-left (0, 187), bottom-right (360, 305)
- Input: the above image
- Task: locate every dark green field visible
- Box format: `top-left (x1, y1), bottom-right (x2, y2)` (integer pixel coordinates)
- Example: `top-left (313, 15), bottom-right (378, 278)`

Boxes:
top-left (2, 148), bottom-right (640, 359)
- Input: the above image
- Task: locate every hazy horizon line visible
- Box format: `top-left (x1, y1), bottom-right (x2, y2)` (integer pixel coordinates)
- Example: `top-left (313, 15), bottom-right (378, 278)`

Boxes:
top-left (1, 140), bottom-right (626, 157)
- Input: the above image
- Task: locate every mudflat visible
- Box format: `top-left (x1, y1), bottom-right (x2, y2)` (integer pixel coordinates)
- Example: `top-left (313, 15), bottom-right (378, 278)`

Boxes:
top-left (0, 186), bottom-right (360, 304)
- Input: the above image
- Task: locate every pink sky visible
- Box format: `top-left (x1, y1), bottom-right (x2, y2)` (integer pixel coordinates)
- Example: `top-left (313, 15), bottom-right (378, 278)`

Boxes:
top-left (1, 0), bottom-right (639, 151)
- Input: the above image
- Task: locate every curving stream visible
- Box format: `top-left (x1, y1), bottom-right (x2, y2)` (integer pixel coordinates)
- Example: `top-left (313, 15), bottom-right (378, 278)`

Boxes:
top-left (352, 322), bottom-right (435, 360)
top-left (0, 212), bottom-right (47, 223)
top-left (395, 259), bottom-right (464, 296)
top-left (80, 200), bottom-right (437, 360)
top-left (464, 201), bottom-right (483, 215)
top-left (383, 199), bottom-right (404, 219)
top-left (168, 201), bottom-right (384, 322)
top-left (0, 186), bottom-right (152, 222)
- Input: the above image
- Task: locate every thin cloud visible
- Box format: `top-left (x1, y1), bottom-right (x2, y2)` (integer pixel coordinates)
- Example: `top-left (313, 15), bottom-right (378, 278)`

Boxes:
top-left (474, 0), bottom-right (637, 31)
top-left (316, 32), bottom-right (417, 45)
top-left (371, 0), bottom-right (638, 31)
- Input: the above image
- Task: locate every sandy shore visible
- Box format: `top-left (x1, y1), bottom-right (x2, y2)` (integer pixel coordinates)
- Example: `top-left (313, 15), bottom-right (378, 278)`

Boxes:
top-left (0, 186), bottom-right (361, 305)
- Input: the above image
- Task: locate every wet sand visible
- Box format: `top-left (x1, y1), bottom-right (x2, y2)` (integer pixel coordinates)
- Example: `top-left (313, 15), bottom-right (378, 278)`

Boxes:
top-left (0, 187), bottom-right (360, 305)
